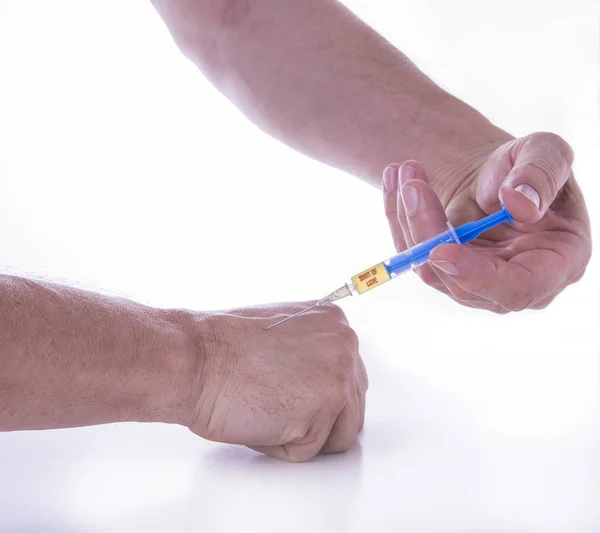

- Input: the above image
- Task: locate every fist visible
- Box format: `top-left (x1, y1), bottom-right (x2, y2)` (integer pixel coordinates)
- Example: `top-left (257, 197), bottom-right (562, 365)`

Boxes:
top-left (188, 302), bottom-right (367, 462)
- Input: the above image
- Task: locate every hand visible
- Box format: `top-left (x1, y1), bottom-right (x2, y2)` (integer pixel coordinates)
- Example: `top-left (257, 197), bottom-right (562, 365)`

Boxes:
top-left (186, 302), bottom-right (367, 462)
top-left (383, 132), bottom-right (591, 313)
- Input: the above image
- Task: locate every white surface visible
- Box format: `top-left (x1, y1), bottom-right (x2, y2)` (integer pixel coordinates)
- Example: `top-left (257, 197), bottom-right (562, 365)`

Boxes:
top-left (0, 1), bottom-right (599, 532)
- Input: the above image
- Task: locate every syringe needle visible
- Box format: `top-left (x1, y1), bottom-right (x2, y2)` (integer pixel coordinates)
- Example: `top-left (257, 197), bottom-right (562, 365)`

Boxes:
top-left (264, 303), bottom-right (320, 331)
top-left (264, 286), bottom-right (352, 331)
top-left (264, 207), bottom-right (514, 332)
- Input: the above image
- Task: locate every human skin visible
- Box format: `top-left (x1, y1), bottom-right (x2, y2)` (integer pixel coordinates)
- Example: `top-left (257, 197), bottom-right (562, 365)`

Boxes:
top-left (0, 1), bottom-right (591, 465)
top-left (150, 0), bottom-right (591, 308)
top-left (382, 137), bottom-right (590, 313)
top-left (0, 275), bottom-right (365, 462)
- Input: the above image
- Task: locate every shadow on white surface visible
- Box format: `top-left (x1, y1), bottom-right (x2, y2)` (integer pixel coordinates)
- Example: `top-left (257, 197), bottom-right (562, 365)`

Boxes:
top-left (2, 520), bottom-right (99, 533)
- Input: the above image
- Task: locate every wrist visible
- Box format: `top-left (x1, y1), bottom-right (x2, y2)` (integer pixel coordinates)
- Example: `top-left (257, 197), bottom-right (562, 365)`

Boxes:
top-left (142, 307), bottom-right (210, 427)
top-left (174, 311), bottom-right (240, 440)
top-left (360, 85), bottom-right (512, 198)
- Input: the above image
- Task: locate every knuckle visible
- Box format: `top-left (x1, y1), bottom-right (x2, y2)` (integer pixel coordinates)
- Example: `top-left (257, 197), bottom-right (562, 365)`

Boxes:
top-left (531, 131), bottom-right (561, 145)
top-left (561, 141), bottom-right (575, 164)
top-left (284, 423), bottom-right (310, 444)
top-left (343, 327), bottom-right (360, 350)
top-left (523, 133), bottom-right (574, 194)
top-left (534, 132), bottom-right (574, 161)
top-left (329, 389), bottom-right (349, 414)
top-left (572, 267), bottom-right (587, 284)
top-left (520, 158), bottom-right (560, 196)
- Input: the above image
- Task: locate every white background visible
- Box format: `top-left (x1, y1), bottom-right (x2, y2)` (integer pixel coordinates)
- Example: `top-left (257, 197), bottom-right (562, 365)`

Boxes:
top-left (0, 1), bottom-right (598, 532)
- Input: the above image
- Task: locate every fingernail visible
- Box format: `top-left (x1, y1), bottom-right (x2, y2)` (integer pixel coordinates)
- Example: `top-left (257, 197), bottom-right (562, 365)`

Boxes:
top-left (400, 165), bottom-right (416, 185)
top-left (431, 260), bottom-right (460, 276)
top-left (383, 167), bottom-right (398, 192)
top-left (401, 185), bottom-right (419, 216)
top-left (514, 184), bottom-right (541, 210)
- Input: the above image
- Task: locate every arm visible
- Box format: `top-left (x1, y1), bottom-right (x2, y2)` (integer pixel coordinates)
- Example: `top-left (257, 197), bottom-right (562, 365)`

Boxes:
top-left (0, 274), bottom-right (197, 430)
top-left (0, 274), bottom-right (365, 462)
top-left (150, 0), bottom-right (510, 199)
top-left (151, 0), bottom-right (590, 311)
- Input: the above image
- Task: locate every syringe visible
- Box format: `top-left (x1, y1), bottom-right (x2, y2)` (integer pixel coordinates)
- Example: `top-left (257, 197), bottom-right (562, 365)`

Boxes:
top-left (265, 205), bottom-right (514, 330)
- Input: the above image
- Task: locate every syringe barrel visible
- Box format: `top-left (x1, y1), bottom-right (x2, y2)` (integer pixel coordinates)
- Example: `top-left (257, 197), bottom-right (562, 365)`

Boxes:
top-left (383, 228), bottom-right (459, 277)
top-left (345, 206), bottom-right (513, 297)
top-left (348, 227), bottom-right (459, 295)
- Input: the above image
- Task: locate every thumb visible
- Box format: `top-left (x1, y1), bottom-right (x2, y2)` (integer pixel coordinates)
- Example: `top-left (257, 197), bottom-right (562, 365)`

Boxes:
top-left (498, 132), bottom-right (574, 224)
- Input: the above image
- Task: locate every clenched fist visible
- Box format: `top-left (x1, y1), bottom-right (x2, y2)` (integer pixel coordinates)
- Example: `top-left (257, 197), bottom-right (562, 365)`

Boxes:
top-left (182, 302), bottom-right (367, 462)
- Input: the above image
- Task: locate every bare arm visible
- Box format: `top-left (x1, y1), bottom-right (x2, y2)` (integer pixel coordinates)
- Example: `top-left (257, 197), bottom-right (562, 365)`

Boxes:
top-left (150, 0), bottom-right (510, 198)
top-left (149, 0), bottom-right (591, 315)
top-left (0, 273), bottom-right (366, 462)
top-left (0, 274), bottom-right (197, 430)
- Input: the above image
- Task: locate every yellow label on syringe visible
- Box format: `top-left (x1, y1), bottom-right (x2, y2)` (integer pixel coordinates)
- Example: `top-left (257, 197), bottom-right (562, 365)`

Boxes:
top-left (351, 262), bottom-right (391, 294)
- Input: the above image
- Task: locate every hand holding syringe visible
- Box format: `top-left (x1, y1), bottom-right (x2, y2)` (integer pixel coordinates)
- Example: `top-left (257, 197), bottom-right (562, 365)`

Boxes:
top-left (266, 205), bottom-right (514, 330)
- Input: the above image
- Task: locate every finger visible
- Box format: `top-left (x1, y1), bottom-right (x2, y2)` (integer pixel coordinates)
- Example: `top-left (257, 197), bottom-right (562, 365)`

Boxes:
top-left (428, 263), bottom-right (491, 307)
top-left (456, 299), bottom-right (508, 314)
top-left (417, 262), bottom-right (500, 309)
top-left (320, 382), bottom-right (359, 454)
top-left (383, 161), bottom-right (431, 252)
top-left (477, 133), bottom-right (574, 224)
top-left (401, 178), bottom-right (448, 246)
top-left (500, 133), bottom-right (574, 223)
top-left (383, 164), bottom-right (407, 251)
top-left (357, 355), bottom-right (368, 391)
top-left (399, 166), bottom-right (477, 299)
top-left (475, 140), bottom-right (515, 215)
top-left (249, 406), bottom-right (339, 463)
top-left (396, 161), bottom-right (431, 248)
top-left (399, 169), bottom-right (516, 309)
top-left (356, 358), bottom-right (367, 432)
top-left (413, 264), bottom-right (453, 294)
top-left (320, 405), bottom-right (357, 454)
top-left (395, 161), bottom-right (459, 297)
top-left (429, 243), bottom-right (566, 312)
top-left (356, 379), bottom-right (365, 433)
top-left (400, 160), bottom-right (430, 186)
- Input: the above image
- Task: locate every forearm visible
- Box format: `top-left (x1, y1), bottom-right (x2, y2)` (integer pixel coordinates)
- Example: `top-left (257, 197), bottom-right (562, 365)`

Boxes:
top-left (152, 0), bottom-right (511, 195)
top-left (0, 275), bottom-right (199, 431)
